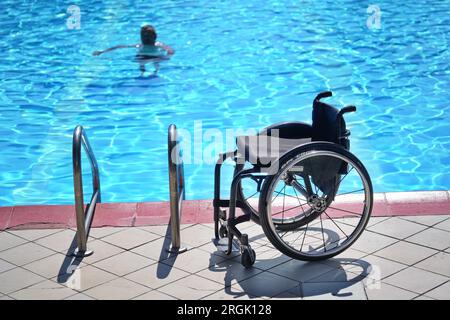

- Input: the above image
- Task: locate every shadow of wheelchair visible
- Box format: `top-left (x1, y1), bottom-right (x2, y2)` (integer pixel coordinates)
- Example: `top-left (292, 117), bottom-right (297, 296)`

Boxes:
top-left (208, 226), bottom-right (372, 299)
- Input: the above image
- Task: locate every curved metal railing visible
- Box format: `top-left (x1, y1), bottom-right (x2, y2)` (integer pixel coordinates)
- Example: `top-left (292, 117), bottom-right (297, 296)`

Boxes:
top-left (72, 125), bottom-right (101, 257)
top-left (167, 124), bottom-right (187, 253)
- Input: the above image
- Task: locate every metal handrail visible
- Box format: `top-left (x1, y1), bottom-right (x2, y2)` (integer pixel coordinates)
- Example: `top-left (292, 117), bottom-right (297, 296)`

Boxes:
top-left (167, 124), bottom-right (187, 253)
top-left (72, 125), bottom-right (101, 257)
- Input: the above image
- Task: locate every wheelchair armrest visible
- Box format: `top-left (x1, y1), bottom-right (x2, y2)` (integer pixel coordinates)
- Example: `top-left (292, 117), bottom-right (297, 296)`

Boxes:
top-left (259, 121), bottom-right (312, 139)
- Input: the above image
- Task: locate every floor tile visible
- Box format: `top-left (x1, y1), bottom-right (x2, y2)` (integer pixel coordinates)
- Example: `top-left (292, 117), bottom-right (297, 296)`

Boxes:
top-left (271, 286), bottom-right (302, 300)
top-left (232, 244), bottom-right (291, 271)
top-left (101, 227), bottom-right (160, 250)
top-left (83, 278), bottom-right (150, 300)
top-left (125, 262), bottom-right (190, 289)
top-left (197, 258), bottom-right (263, 287)
top-left (423, 281), bottom-right (450, 300)
top-left (414, 252), bottom-right (450, 277)
top-left (364, 282), bottom-right (416, 300)
top-left (64, 293), bottom-right (95, 300)
top-left (0, 232), bottom-right (27, 252)
top-left (307, 265), bottom-right (369, 284)
top-left (203, 288), bottom-right (261, 300)
top-left (348, 254), bottom-right (408, 280)
top-left (400, 215), bottom-right (448, 227)
top-left (368, 217), bottom-right (427, 239)
top-left (197, 239), bottom-right (241, 260)
top-left (8, 229), bottom-right (63, 241)
top-left (178, 224), bottom-right (215, 247)
top-left (131, 237), bottom-right (174, 262)
top-left (0, 242), bottom-right (55, 266)
top-left (384, 267), bottom-right (448, 294)
top-left (350, 231), bottom-right (397, 254)
top-left (406, 228), bottom-right (450, 250)
top-left (232, 272), bottom-right (298, 298)
top-left (23, 253), bottom-right (84, 278)
top-left (158, 274), bottom-right (223, 299)
top-left (303, 281), bottom-right (367, 299)
top-left (239, 223), bottom-right (269, 245)
top-left (56, 265), bottom-right (117, 291)
top-left (88, 227), bottom-right (128, 240)
top-left (320, 248), bottom-right (368, 268)
top-left (35, 229), bottom-right (77, 253)
top-left (433, 219), bottom-right (450, 232)
top-left (138, 225), bottom-right (172, 238)
top-left (0, 258), bottom-right (15, 274)
top-left (10, 280), bottom-right (76, 300)
top-left (93, 251), bottom-right (154, 276)
top-left (367, 216), bottom-right (391, 227)
top-left (79, 239), bottom-right (124, 264)
top-left (133, 290), bottom-right (177, 300)
top-left (162, 248), bottom-right (226, 274)
top-left (373, 241), bottom-right (437, 265)
top-left (413, 295), bottom-right (436, 300)
top-left (0, 268), bottom-right (46, 294)
top-left (268, 260), bottom-right (336, 282)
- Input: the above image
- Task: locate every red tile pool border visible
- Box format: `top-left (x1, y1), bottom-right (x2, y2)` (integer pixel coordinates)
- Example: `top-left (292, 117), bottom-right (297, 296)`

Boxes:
top-left (0, 190), bottom-right (449, 230)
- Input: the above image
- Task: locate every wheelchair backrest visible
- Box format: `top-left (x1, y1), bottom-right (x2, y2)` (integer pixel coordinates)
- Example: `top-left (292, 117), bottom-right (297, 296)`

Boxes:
top-left (311, 91), bottom-right (352, 150)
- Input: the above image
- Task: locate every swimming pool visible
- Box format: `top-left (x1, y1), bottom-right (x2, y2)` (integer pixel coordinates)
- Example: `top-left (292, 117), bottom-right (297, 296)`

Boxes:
top-left (1, 0), bottom-right (449, 206)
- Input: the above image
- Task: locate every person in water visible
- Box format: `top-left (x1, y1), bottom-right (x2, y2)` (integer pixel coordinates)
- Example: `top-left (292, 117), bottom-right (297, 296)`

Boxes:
top-left (92, 25), bottom-right (174, 75)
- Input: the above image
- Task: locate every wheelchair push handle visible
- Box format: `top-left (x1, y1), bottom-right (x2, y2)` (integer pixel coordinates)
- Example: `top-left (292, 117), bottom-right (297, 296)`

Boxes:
top-left (338, 105), bottom-right (357, 116)
top-left (315, 91), bottom-right (333, 101)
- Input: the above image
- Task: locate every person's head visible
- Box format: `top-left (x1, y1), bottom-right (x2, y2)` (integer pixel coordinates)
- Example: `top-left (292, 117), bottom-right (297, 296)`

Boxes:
top-left (141, 25), bottom-right (157, 45)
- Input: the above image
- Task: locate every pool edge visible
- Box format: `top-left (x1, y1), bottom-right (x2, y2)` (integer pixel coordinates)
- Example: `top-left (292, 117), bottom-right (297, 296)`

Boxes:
top-left (1, 190), bottom-right (449, 231)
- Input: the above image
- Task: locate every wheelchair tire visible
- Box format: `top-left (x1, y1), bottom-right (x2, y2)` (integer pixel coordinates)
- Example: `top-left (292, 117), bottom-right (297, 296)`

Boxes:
top-left (259, 142), bottom-right (373, 261)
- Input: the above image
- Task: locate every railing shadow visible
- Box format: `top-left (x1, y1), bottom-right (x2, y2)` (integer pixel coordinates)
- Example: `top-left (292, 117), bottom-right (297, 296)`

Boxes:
top-left (56, 235), bottom-right (84, 284)
top-left (155, 218), bottom-right (180, 279)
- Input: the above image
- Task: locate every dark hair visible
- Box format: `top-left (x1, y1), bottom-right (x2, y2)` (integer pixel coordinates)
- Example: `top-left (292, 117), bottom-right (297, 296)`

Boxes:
top-left (141, 25), bottom-right (157, 45)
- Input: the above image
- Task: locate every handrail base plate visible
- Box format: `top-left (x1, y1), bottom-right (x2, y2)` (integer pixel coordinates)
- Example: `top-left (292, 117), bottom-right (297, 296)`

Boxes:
top-left (71, 248), bottom-right (94, 258)
top-left (166, 246), bottom-right (188, 254)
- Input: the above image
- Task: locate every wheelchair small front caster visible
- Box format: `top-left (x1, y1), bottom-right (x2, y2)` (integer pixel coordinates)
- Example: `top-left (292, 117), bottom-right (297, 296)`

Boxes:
top-left (219, 225), bottom-right (228, 238)
top-left (241, 246), bottom-right (256, 268)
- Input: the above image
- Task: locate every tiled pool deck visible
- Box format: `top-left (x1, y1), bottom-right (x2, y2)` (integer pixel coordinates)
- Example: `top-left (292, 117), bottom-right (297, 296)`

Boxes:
top-left (0, 191), bottom-right (449, 300)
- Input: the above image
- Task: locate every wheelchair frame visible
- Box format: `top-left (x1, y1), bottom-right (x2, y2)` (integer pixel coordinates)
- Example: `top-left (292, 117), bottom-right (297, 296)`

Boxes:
top-left (213, 91), bottom-right (372, 267)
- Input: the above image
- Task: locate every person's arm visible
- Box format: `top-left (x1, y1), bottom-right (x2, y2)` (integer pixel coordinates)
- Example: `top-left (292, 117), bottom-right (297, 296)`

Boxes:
top-left (155, 41), bottom-right (175, 57)
top-left (92, 44), bottom-right (140, 56)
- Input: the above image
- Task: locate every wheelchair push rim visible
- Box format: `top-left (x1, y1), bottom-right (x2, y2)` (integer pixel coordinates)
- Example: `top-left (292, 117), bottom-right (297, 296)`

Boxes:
top-left (259, 144), bottom-right (373, 260)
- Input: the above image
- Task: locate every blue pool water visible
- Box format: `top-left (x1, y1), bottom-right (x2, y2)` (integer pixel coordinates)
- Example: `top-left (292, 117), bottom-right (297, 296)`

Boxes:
top-left (0, 0), bottom-right (449, 206)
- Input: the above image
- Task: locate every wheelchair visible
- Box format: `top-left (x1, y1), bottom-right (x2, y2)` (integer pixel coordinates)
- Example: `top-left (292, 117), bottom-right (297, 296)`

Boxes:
top-left (213, 91), bottom-right (373, 268)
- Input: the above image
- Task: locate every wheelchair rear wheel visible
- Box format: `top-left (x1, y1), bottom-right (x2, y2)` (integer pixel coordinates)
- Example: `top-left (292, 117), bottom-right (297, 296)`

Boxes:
top-left (259, 143), bottom-right (373, 261)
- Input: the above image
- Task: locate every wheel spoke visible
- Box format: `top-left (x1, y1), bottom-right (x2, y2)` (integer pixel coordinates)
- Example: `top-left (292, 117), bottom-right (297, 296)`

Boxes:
top-left (336, 166), bottom-right (354, 186)
top-left (319, 214), bottom-right (326, 252)
top-left (291, 185), bottom-right (306, 215)
top-left (300, 222), bottom-right (309, 252)
top-left (272, 202), bottom-right (308, 216)
top-left (282, 185), bottom-right (286, 223)
top-left (323, 211), bottom-right (349, 239)
top-left (271, 187), bottom-right (302, 203)
top-left (335, 188), bottom-right (365, 197)
top-left (244, 190), bottom-right (259, 201)
top-left (327, 205), bottom-right (362, 216)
